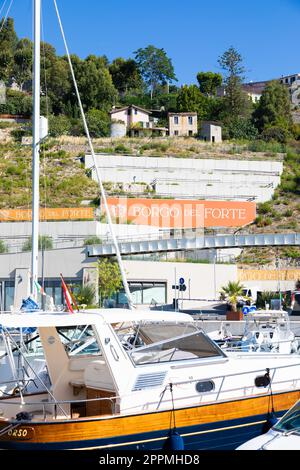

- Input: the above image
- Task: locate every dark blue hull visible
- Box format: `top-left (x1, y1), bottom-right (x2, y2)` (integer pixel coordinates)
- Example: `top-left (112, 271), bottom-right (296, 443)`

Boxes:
top-left (0, 410), bottom-right (285, 451)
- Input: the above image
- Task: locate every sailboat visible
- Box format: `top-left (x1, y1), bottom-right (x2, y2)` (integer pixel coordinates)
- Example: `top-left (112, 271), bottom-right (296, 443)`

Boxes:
top-left (1, 0), bottom-right (300, 451)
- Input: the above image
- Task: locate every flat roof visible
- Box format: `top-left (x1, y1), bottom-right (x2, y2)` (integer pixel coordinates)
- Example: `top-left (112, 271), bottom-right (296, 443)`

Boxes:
top-left (0, 309), bottom-right (193, 328)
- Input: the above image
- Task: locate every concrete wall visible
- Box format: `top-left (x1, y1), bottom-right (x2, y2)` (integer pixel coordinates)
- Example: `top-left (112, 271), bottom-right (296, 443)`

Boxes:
top-left (123, 259), bottom-right (238, 303)
top-left (0, 248), bottom-right (238, 308)
top-left (0, 221), bottom-right (161, 251)
top-left (86, 154), bottom-right (283, 203)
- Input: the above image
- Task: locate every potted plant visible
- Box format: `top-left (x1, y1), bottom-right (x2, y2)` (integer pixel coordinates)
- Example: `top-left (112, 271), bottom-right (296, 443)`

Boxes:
top-left (220, 281), bottom-right (247, 321)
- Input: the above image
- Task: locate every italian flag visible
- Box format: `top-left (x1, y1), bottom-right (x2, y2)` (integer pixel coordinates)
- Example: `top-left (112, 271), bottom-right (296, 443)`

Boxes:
top-left (34, 280), bottom-right (46, 296)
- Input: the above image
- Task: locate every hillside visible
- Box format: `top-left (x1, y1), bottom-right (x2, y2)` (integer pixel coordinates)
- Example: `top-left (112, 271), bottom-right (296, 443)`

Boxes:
top-left (0, 125), bottom-right (299, 266)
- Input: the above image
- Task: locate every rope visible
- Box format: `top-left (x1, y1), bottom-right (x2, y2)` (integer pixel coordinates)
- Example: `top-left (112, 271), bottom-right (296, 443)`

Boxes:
top-left (169, 383), bottom-right (176, 430)
top-left (0, 0), bottom-right (8, 17)
top-left (0, 423), bottom-right (19, 438)
top-left (53, 0), bottom-right (134, 309)
top-left (0, 0), bottom-right (14, 35)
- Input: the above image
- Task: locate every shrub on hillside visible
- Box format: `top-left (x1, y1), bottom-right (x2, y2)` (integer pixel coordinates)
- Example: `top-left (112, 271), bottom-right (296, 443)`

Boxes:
top-left (86, 109), bottom-right (110, 138)
top-left (0, 89), bottom-right (32, 116)
top-left (49, 115), bottom-right (72, 137)
top-left (0, 240), bottom-right (7, 253)
top-left (261, 126), bottom-right (289, 143)
top-left (84, 236), bottom-right (102, 246)
top-left (225, 117), bottom-right (258, 140)
top-left (22, 236), bottom-right (53, 252)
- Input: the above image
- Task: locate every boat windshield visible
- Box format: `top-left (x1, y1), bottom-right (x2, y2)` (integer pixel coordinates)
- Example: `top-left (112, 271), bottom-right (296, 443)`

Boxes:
top-left (56, 325), bottom-right (102, 356)
top-left (113, 321), bottom-right (225, 365)
top-left (274, 400), bottom-right (300, 434)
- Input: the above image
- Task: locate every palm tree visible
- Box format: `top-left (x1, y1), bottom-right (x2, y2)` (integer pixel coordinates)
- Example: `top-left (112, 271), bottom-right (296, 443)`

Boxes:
top-left (220, 281), bottom-right (245, 312)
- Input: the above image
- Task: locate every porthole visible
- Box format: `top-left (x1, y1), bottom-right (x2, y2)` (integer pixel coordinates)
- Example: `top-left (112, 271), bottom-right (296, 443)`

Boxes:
top-left (195, 380), bottom-right (215, 394)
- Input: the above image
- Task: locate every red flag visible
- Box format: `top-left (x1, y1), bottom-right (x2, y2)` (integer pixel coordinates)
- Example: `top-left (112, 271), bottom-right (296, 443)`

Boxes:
top-left (60, 274), bottom-right (74, 313)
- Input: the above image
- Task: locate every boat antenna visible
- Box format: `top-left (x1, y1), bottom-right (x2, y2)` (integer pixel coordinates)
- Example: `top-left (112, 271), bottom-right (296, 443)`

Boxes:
top-left (53, 0), bottom-right (134, 310)
top-left (31, 0), bottom-right (41, 300)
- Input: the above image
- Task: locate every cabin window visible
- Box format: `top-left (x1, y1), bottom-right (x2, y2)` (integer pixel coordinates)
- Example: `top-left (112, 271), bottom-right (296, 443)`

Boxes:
top-left (188, 116), bottom-right (193, 125)
top-left (174, 116), bottom-right (179, 125)
top-left (122, 323), bottom-right (226, 366)
top-left (56, 325), bottom-right (102, 357)
top-left (195, 380), bottom-right (215, 393)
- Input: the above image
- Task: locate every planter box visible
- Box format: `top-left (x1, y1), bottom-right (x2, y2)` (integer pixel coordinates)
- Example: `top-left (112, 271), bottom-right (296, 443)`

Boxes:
top-left (226, 311), bottom-right (244, 321)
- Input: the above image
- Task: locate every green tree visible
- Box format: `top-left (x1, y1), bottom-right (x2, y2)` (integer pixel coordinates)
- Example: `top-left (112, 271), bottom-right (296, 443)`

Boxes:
top-left (47, 56), bottom-right (72, 115)
top-left (134, 45), bottom-right (177, 99)
top-left (218, 46), bottom-right (250, 120)
top-left (86, 108), bottom-right (110, 137)
top-left (98, 258), bottom-right (123, 304)
top-left (74, 56), bottom-right (118, 111)
top-left (177, 85), bottom-right (208, 120)
top-left (197, 72), bottom-right (222, 96)
top-left (109, 58), bottom-right (143, 94)
top-left (252, 81), bottom-right (292, 133)
top-left (49, 114), bottom-right (72, 137)
top-left (13, 38), bottom-right (33, 91)
top-left (0, 18), bottom-right (18, 82)
top-left (225, 116), bottom-right (258, 140)
top-left (22, 236), bottom-right (53, 252)
top-left (84, 236), bottom-right (102, 246)
top-left (0, 240), bottom-right (7, 253)
top-left (220, 281), bottom-right (245, 312)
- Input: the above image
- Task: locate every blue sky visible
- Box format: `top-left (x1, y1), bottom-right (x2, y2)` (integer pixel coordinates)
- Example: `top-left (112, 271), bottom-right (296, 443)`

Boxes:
top-left (6, 0), bottom-right (300, 85)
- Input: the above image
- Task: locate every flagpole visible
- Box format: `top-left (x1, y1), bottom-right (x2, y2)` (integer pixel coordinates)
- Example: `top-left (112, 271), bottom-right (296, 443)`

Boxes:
top-left (31, 0), bottom-right (41, 300)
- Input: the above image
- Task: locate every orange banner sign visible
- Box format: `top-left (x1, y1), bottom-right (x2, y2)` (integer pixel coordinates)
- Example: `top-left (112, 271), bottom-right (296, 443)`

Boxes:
top-left (0, 208), bottom-right (94, 222)
top-left (105, 198), bottom-right (256, 228)
top-left (238, 269), bottom-right (300, 282)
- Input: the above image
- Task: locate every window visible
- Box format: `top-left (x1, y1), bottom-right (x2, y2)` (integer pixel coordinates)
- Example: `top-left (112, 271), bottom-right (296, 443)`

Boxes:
top-left (57, 325), bottom-right (102, 357)
top-left (134, 108), bottom-right (138, 115)
top-left (188, 116), bottom-right (193, 125)
top-left (42, 279), bottom-right (81, 308)
top-left (174, 116), bottom-right (179, 125)
top-left (130, 329), bottom-right (225, 365)
top-left (188, 130), bottom-right (193, 136)
top-left (114, 282), bottom-right (167, 306)
top-left (174, 130), bottom-right (179, 136)
top-left (4, 281), bottom-right (14, 311)
top-left (274, 400), bottom-right (300, 434)
top-left (128, 108), bottom-right (131, 115)
top-left (195, 380), bottom-right (215, 393)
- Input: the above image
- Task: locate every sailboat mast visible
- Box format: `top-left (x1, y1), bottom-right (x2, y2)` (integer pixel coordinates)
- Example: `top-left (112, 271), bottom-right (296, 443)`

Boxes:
top-left (31, 0), bottom-right (41, 298)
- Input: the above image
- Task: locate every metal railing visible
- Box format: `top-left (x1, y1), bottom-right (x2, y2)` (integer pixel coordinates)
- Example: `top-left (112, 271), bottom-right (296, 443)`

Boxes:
top-left (1, 360), bottom-right (300, 422)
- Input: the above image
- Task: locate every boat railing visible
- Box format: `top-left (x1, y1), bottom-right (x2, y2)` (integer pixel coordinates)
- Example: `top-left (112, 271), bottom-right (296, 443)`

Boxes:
top-left (221, 337), bottom-right (300, 352)
top-left (0, 394), bottom-right (118, 421)
top-left (1, 360), bottom-right (300, 421)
